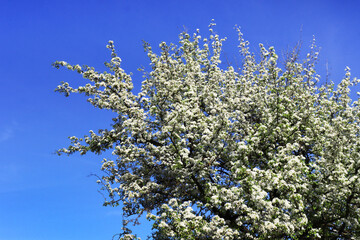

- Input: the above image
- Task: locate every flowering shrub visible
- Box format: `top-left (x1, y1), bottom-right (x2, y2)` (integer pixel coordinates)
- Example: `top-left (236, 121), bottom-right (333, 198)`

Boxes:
top-left (54, 23), bottom-right (360, 239)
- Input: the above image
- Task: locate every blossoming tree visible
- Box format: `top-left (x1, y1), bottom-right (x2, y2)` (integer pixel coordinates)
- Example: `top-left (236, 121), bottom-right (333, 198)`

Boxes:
top-left (54, 23), bottom-right (360, 239)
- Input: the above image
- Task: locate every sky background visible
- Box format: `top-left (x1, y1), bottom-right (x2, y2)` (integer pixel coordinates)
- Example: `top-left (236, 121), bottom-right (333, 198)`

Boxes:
top-left (1, 0), bottom-right (360, 239)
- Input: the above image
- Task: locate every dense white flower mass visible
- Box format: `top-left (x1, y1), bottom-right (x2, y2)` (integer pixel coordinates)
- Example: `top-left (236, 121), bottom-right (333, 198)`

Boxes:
top-left (55, 23), bottom-right (360, 239)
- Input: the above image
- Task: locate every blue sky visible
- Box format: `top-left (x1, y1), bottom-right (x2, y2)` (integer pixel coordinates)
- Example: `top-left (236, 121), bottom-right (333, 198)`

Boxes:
top-left (1, 0), bottom-right (360, 239)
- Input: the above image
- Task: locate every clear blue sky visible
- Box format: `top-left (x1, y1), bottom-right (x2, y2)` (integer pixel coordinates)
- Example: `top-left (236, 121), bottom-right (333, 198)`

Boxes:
top-left (1, 0), bottom-right (360, 239)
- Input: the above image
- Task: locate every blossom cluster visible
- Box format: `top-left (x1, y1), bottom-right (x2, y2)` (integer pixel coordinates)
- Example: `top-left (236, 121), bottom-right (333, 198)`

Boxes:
top-left (55, 22), bottom-right (360, 239)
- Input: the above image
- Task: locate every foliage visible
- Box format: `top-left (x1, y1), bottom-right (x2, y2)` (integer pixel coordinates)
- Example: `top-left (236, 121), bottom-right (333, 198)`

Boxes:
top-left (54, 23), bottom-right (360, 239)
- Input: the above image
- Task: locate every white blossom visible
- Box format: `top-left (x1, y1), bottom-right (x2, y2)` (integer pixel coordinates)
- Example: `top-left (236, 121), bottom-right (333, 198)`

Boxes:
top-left (55, 24), bottom-right (360, 239)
